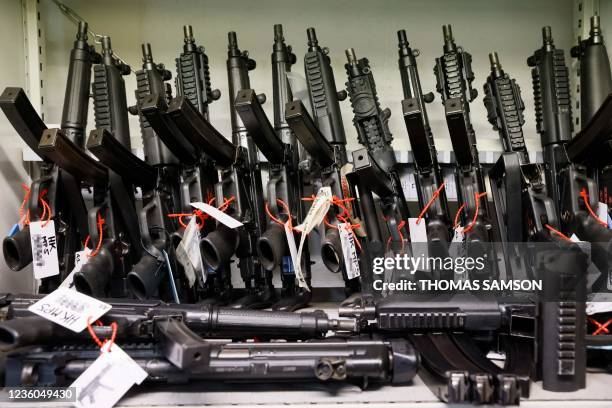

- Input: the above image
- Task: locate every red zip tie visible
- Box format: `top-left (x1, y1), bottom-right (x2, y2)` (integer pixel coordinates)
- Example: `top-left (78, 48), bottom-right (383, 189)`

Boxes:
top-left (265, 198), bottom-right (295, 230)
top-left (386, 220), bottom-right (407, 254)
top-left (167, 210), bottom-right (206, 229)
top-left (416, 182), bottom-right (446, 225)
top-left (18, 183), bottom-right (31, 224)
top-left (580, 188), bottom-right (607, 227)
top-left (39, 189), bottom-right (52, 227)
top-left (588, 316), bottom-right (612, 335)
top-left (18, 184), bottom-right (52, 226)
top-left (86, 317), bottom-right (118, 351)
top-left (87, 213), bottom-right (105, 258)
top-left (544, 224), bottom-right (572, 242)
top-left (454, 192), bottom-right (487, 233)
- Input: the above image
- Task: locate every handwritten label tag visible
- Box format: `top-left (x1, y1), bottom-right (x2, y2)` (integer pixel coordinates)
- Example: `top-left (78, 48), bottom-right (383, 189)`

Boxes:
top-left (29, 220), bottom-right (60, 279)
top-left (176, 217), bottom-right (203, 287)
top-left (60, 248), bottom-right (92, 289)
top-left (338, 223), bottom-right (360, 279)
top-left (284, 221), bottom-right (302, 286)
top-left (28, 287), bottom-right (111, 332)
top-left (71, 343), bottom-right (147, 408)
top-left (190, 202), bottom-right (243, 229)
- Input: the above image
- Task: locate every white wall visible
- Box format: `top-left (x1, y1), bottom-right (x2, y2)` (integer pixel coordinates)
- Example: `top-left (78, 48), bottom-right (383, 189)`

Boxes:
top-left (0, 0), bottom-right (34, 292)
top-left (40, 0), bottom-right (575, 156)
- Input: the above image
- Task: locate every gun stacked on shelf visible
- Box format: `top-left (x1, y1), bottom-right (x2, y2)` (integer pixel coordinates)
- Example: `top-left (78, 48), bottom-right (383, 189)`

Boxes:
top-left (3, 16), bottom-right (612, 407)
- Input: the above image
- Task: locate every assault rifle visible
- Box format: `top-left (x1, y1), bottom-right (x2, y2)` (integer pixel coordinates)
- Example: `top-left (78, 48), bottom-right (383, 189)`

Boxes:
top-left (343, 48), bottom-right (410, 290)
top-left (284, 27), bottom-right (361, 295)
top-left (5, 339), bottom-right (418, 388)
top-left (0, 22), bottom-right (96, 291)
top-left (434, 25), bottom-right (497, 277)
top-left (397, 29), bottom-right (452, 259)
top-left (90, 42), bottom-right (186, 302)
top-left (234, 25), bottom-right (312, 311)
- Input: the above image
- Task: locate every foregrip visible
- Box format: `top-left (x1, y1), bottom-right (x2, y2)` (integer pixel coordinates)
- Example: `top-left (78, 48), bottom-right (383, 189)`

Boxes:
top-left (61, 21), bottom-right (99, 147)
top-left (304, 27), bottom-right (347, 145)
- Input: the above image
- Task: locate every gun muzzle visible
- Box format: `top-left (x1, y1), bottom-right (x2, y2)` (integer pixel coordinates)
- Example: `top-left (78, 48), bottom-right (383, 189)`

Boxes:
top-left (3, 226), bottom-right (32, 271)
top-left (257, 222), bottom-right (288, 271)
top-left (127, 252), bottom-right (165, 299)
top-left (73, 245), bottom-right (114, 297)
top-left (201, 225), bottom-right (238, 271)
top-left (321, 228), bottom-right (343, 273)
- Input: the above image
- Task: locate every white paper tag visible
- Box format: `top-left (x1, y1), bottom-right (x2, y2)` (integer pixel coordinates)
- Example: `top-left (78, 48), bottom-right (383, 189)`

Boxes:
top-left (294, 187), bottom-right (333, 290)
top-left (190, 202), bottom-right (243, 229)
top-left (586, 301), bottom-right (612, 315)
top-left (570, 233), bottom-right (582, 243)
top-left (60, 248), bottom-right (92, 289)
top-left (338, 223), bottom-right (360, 279)
top-left (28, 287), bottom-right (112, 332)
top-left (71, 343), bottom-right (147, 408)
top-left (452, 227), bottom-right (465, 242)
top-left (598, 202), bottom-right (609, 224)
top-left (408, 218), bottom-right (428, 271)
top-left (175, 217), bottom-right (203, 287)
top-left (284, 221), bottom-right (302, 287)
top-left (29, 220), bottom-right (60, 279)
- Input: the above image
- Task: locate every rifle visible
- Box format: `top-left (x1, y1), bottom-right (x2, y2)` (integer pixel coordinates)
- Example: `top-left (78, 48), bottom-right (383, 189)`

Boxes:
top-left (0, 22), bottom-right (97, 291)
top-left (484, 52), bottom-right (561, 245)
top-left (433, 25), bottom-right (497, 276)
top-left (199, 30), bottom-right (269, 308)
top-left (528, 26), bottom-right (612, 291)
top-left (285, 27), bottom-right (361, 295)
top-left (397, 29), bottom-right (452, 260)
top-left (5, 339), bottom-right (417, 388)
top-left (568, 15), bottom-right (612, 209)
top-left (343, 48), bottom-right (410, 289)
top-left (234, 26), bottom-right (311, 311)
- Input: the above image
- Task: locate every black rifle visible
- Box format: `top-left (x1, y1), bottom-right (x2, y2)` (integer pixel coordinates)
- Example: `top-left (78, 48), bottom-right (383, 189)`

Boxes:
top-left (199, 30), bottom-right (269, 309)
top-left (485, 52), bottom-right (561, 245)
top-left (0, 22), bottom-right (96, 290)
top-left (434, 25), bottom-right (497, 277)
top-left (0, 293), bottom-right (356, 351)
top-left (397, 30), bottom-right (452, 260)
top-left (568, 16), bottom-right (612, 209)
top-left (234, 26), bottom-right (311, 311)
top-left (285, 27), bottom-right (361, 295)
top-left (5, 339), bottom-right (418, 388)
top-left (343, 48), bottom-right (410, 291)
top-left (528, 26), bottom-right (612, 291)
top-left (87, 37), bottom-right (183, 300)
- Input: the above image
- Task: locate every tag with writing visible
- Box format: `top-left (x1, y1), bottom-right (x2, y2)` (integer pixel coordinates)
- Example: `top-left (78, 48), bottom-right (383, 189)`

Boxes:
top-left (71, 343), bottom-right (147, 408)
top-left (598, 202), bottom-right (609, 225)
top-left (338, 223), bottom-right (360, 280)
top-left (60, 248), bottom-right (92, 289)
top-left (175, 217), bottom-right (202, 287)
top-left (28, 287), bottom-right (112, 332)
top-left (284, 221), bottom-right (305, 288)
top-left (191, 202), bottom-right (243, 229)
top-left (29, 220), bottom-right (60, 279)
